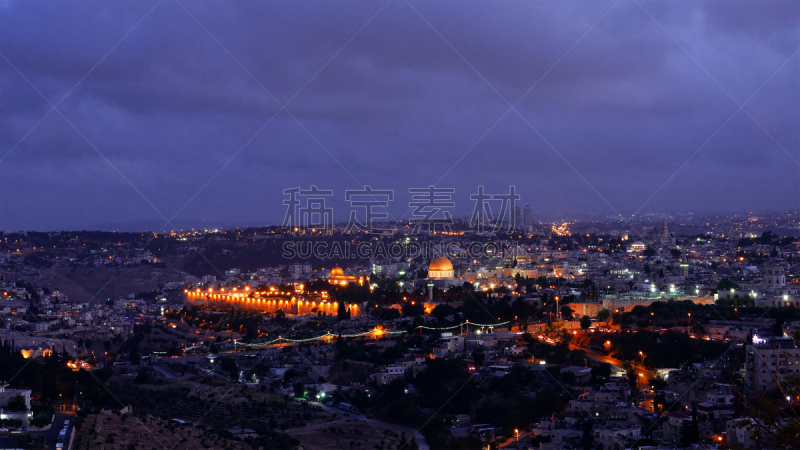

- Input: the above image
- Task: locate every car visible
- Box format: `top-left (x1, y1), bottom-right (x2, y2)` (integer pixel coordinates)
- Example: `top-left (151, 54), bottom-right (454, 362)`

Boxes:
top-left (63, 420), bottom-right (69, 426)
top-left (56, 444), bottom-right (63, 449)
top-left (0, 428), bottom-right (7, 432)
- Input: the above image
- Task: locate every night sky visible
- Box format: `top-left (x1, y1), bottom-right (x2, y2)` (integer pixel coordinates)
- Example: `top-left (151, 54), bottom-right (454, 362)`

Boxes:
top-left (1, 0), bottom-right (798, 231)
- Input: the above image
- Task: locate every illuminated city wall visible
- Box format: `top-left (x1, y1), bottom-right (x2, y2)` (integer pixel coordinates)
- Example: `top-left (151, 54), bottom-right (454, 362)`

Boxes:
top-left (184, 289), bottom-right (360, 317)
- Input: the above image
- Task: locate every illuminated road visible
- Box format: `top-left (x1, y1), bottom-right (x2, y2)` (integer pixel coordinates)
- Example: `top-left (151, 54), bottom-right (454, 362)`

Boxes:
top-left (498, 429), bottom-right (530, 448)
top-left (568, 342), bottom-right (655, 380)
top-left (569, 344), bottom-right (656, 383)
top-left (536, 333), bottom-right (656, 383)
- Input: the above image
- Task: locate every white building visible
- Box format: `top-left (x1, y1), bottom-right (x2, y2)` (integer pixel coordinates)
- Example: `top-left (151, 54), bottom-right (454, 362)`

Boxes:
top-left (746, 337), bottom-right (800, 391)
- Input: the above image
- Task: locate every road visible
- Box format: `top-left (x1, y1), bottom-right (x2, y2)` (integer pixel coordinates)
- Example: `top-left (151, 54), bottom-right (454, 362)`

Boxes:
top-left (44, 413), bottom-right (75, 450)
top-left (567, 341), bottom-right (658, 410)
top-left (567, 342), bottom-right (655, 382)
top-left (497, 429), bottom-right (530, 448)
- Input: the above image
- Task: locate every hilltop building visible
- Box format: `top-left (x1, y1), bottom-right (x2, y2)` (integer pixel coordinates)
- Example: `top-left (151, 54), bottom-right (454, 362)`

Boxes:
top-left (746, 337), bottom-right (800, 391)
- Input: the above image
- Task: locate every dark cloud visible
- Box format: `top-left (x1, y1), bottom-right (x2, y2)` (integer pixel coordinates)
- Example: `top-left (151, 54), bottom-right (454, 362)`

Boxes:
top-left (0, 0), bottom-right (798, 230)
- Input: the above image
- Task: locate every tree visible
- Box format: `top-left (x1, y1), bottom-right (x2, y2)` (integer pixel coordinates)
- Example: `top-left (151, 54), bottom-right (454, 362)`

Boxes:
top-left (220, 357), bottom-right (238, 380)
top-left (561, 371), bottom-right (577, 385)
top-left (472, 348), bottom-right (485, 367)
top-left (402, 302), bottom-right (424, 316)
top-left (734, 375), bottom-right (800, 447)
top-left (591, 363), bottom-right (612, 385)
top-left (5, 394), bottom-right (26, 412)
top-left (648, 375), bottom-right (668, 390)
top-left (293, 382), bottom-right (305, 399)
top-left (716, 279), bottom-right (740, 292)
top-left (431, 304), bottom-right (455, 323)
top-left (129, 344), bottom-right (139, 362)
top-left (283, 368), bottom-right (298, 383)
top-left (580, 315), bottom-right (591, 330)
top-left (578, 419), bottom-right (594, 449)
top-left (680, 402), bottom-right (700, 445)
top-left (596, 309), bottom-right (611, 323)
top-left (772, 319), bottom-right (784, 337)
top-left (626, 369), bottom-right (638, 389)
top-left (134, 368), bottom-right (150, 384)
top-left (568, 349), bottom-right (588, 367)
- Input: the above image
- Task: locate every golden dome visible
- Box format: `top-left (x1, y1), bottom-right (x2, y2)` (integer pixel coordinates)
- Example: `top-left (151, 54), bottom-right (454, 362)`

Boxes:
top-left (331, 267), bottom-right (344, 277)
top-left (429, 257), bottom-right (453, 272)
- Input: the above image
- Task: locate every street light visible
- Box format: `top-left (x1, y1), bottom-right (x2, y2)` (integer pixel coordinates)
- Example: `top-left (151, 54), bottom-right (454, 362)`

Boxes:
top-left (639, 351), bottom-right (645, 365)
top-left (515, 429), bottom-right (519, 443)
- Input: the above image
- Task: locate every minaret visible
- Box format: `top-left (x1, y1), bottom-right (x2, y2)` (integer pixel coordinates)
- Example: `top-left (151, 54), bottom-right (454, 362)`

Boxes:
top-left (661, 221), bottom-right (669, 239)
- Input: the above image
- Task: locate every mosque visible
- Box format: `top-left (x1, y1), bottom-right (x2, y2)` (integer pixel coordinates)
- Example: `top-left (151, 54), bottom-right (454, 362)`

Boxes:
top-left (329, 266), bottom-right (362, 286)
top-left (418, 256), bottom-right (462, 302)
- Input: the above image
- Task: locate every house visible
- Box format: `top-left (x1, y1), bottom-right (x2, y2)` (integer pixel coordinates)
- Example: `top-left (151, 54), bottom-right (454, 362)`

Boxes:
top-left (395, 354), bottom-right (426, 377)
top-left (376, 365), bottom-right (405, 385)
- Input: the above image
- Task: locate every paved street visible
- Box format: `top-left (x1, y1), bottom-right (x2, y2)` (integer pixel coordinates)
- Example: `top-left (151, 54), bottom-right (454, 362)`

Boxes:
top-left (568, 342), bottom-right (656, 381)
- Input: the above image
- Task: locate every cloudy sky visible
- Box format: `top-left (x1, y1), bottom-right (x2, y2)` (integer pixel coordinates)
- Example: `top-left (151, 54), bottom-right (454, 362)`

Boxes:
top-left (1, 0), bottom-right (798, 231)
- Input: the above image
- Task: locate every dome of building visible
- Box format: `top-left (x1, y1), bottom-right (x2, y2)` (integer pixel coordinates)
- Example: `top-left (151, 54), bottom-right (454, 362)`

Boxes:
top-left (330, 267), bottom-right (344, 277)
top-left (629, 241), bottom-right (646, 252)
top-left (429, 257), bottom-right (453, 272)
top-left (428, 257), bottom-right (454, 280)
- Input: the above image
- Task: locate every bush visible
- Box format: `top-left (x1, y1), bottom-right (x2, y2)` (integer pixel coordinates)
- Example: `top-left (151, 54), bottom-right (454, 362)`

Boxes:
top-left (30, 412), bottom-right (52, 428)
top-left (5, 394), bottom-right (27, 412)
top-left (0, 418), bottom-right (23, 429)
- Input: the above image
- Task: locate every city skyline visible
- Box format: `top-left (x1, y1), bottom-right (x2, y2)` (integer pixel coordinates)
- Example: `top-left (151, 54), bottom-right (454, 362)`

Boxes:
top-left (3, 3), bottom-right (800, 448)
